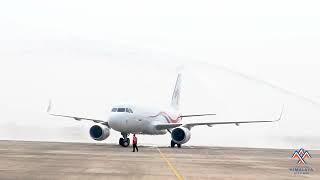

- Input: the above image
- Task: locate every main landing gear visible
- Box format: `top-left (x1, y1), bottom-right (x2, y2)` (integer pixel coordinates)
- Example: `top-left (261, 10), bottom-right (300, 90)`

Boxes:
top-left (119, 133), bottom-right (130, 147)
top-left (170, 140), bottom-right (181, 148)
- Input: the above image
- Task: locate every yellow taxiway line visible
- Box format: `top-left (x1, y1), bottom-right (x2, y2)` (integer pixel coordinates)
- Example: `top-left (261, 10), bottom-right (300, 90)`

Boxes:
top-left (157, 147), bottom-right (184, 180)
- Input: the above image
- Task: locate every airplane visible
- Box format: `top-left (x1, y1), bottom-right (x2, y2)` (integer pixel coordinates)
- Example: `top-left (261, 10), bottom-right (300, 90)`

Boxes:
top-left (47, 74), bottom-right (282, 148)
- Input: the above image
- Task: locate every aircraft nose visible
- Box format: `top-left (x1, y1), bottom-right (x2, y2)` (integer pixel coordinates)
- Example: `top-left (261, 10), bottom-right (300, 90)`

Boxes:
top-left (109, 113), bottom-right (118, 125)
top-left (108, 113), bottom-right (125, 131)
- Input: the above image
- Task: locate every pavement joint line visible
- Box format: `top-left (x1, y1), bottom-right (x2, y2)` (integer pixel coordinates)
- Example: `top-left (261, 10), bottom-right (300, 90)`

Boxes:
top-left (156, 147), bottom-right (184, 180)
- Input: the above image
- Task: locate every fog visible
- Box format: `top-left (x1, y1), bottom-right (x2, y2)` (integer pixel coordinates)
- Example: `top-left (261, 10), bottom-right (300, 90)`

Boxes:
top-left (0, 0), bottom-right (319, 149)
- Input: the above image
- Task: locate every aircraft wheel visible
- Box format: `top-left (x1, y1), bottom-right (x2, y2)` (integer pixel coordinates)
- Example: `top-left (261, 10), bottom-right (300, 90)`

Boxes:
top-left (177, 144), bottom-right (181, 148)
top-left (171, 140), bottom-right (175, 148)
top-left (123, 138), bottom-right (130, 147)
top-left (119, 138), bottom-right (124, 146)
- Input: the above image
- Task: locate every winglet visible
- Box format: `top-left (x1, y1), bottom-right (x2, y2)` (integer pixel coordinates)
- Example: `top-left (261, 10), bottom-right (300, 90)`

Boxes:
top-left (275, 105), bottom-right (284, 122)
top-left (47, 100), bottom-right (52, 113)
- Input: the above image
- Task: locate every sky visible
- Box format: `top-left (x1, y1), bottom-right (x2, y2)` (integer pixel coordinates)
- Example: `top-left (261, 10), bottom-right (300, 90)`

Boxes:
top-left (0, 0), bottom-right (319, 149)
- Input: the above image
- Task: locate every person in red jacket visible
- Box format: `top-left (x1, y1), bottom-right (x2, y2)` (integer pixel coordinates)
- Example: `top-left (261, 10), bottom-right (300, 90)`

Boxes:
top-left (132, 134), bottom-right (138, 152)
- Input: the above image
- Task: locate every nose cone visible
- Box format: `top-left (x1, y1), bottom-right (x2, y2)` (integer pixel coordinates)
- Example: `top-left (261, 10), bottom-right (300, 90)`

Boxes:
top-left (108, 113), bottom-right (125, 132)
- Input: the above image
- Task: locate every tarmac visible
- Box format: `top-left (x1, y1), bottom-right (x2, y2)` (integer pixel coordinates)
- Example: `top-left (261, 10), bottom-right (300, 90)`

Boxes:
top-left (0, 140), bottom-right (318, 180)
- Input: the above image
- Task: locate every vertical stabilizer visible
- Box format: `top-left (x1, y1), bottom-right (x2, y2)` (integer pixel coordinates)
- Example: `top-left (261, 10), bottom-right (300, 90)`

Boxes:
top-left (171, 74), bottom-right (182, 110)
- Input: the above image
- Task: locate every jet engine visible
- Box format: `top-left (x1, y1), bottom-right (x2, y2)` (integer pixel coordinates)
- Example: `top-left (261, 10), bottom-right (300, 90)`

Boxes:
top-left (171, 127), bottom-right (191, 144)
top-left (89, 124), bottom-right (110, 141)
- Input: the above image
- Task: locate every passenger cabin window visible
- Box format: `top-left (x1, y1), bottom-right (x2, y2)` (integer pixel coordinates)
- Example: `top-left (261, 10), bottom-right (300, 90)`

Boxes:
top-left (111, 108), bottom-right (117, 112)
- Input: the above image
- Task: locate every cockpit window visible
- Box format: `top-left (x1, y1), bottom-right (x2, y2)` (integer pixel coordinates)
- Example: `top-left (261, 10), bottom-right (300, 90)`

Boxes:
top-left (126, 108), bottom-right (133, 113)
top-left (117, 108), bottom-right (126, 112)
top-left (112, 107), bottom-right (133, 113)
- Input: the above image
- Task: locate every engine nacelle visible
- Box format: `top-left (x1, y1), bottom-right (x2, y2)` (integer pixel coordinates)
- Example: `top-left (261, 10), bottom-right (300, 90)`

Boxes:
top-left (171, 127), bottom-right (191, 144)
top-left (89, 124), bottom-right (110, 141)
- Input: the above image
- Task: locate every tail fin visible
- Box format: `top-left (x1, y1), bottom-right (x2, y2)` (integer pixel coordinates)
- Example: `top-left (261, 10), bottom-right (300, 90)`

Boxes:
top-left (171, 74), bottom-right (182, 110)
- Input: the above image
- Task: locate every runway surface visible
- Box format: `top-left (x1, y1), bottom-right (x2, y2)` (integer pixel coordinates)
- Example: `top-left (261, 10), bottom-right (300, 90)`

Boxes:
top-left (0, 140), bottom-right (318, 180)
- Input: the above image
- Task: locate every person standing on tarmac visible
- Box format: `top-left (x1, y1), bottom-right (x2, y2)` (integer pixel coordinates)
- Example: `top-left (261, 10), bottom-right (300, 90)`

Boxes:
top-left (132, 134), bottom-right (138, 152)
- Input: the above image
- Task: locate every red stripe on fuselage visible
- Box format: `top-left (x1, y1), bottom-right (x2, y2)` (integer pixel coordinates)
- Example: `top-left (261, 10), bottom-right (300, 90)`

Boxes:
top-left (149, 112), bottom-right (182, 123)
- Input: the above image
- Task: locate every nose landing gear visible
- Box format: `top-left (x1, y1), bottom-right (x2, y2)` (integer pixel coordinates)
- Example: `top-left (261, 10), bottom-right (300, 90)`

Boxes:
top-left (119, 133), bottom-right (130, 147)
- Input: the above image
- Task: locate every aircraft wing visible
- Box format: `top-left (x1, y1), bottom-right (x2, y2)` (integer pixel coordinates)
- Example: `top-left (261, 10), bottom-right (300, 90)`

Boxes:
top-left (154, 123), bottom-right (182, 130)
top-left (49, 113), bottom-right (108, 124)
top-left (180, 113), bottom-right (216, 118)
top-left (182, 106), bottom-right (284, 129)
top-left (183, 119), bottom-right (279, 129)
top-left (155, 108), bottom-right (283, 130)
top-left (47, 101), bottom-right (109, 126)
top-left (154, 119), bottom-right (279, 131)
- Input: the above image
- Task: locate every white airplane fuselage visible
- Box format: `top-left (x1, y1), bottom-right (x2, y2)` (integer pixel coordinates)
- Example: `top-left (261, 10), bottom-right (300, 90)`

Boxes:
top-left (108, 104), bottom-right (181, 135)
